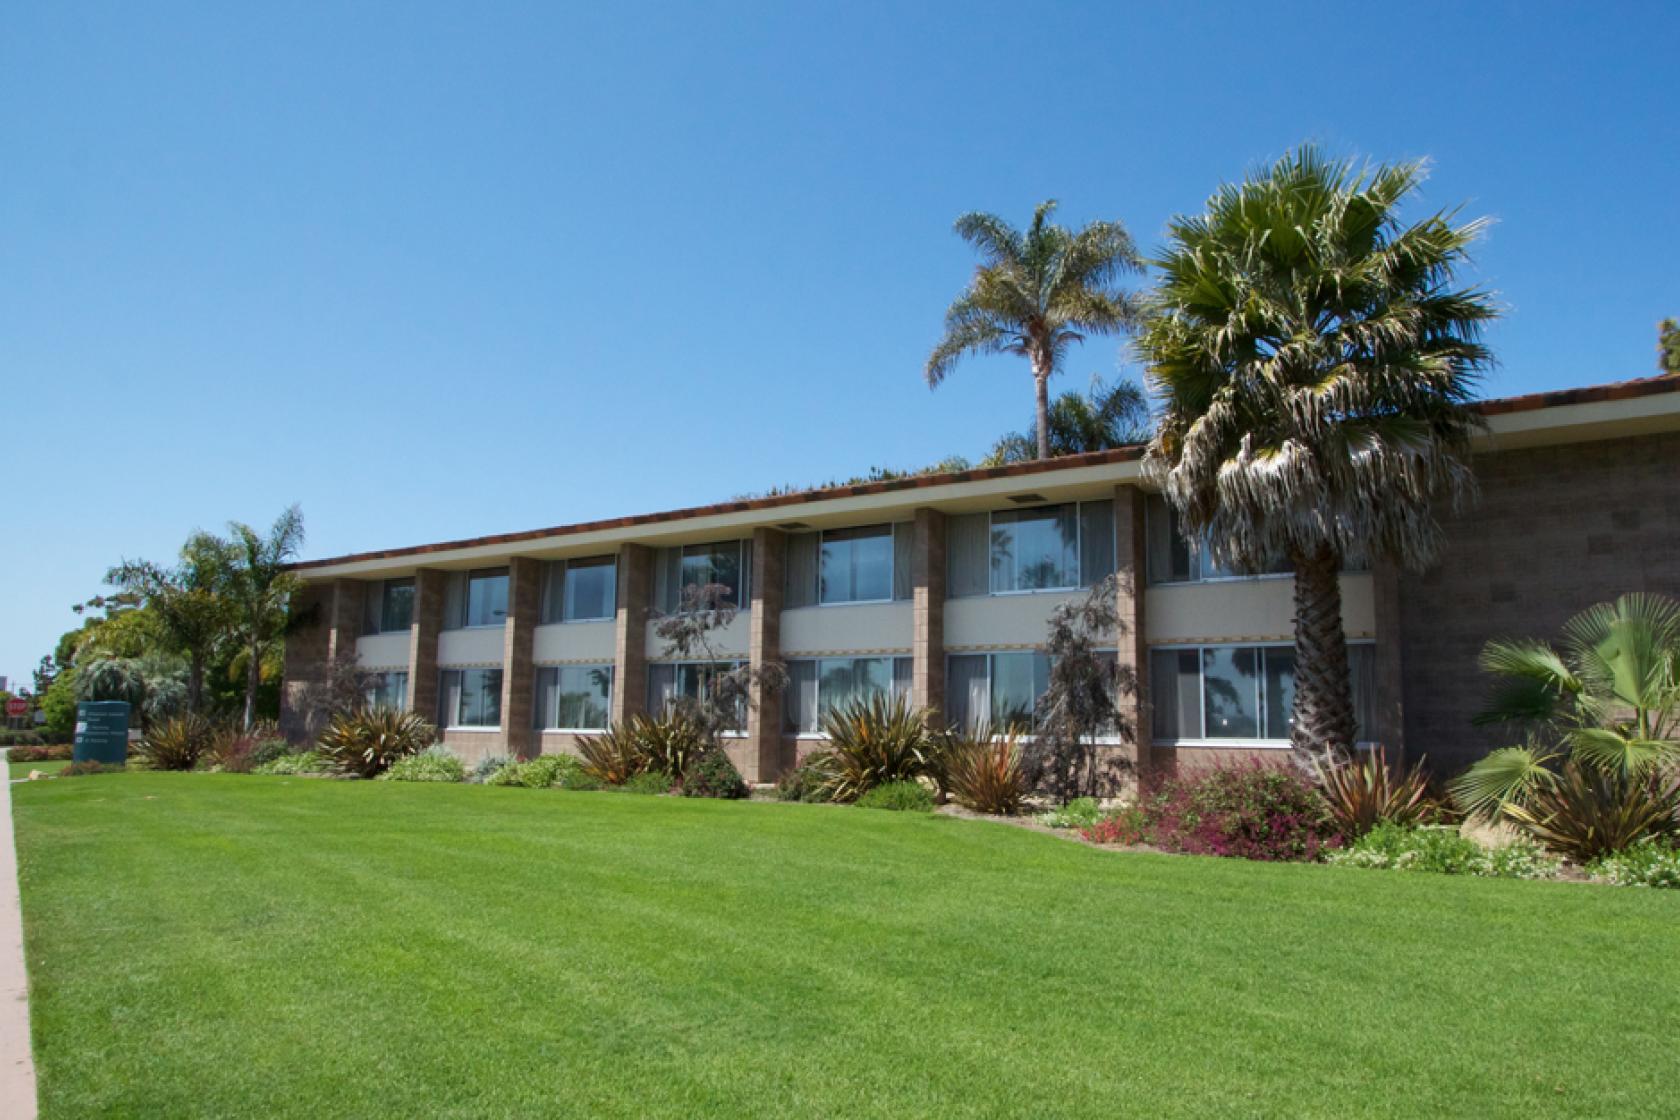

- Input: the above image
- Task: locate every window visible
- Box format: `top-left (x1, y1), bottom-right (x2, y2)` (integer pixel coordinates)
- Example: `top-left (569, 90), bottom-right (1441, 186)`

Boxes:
top-left (363, 579), bottom-right (414, 635)
top-left (1144, 495), bottom-right (1292, 584)
top-left (947, 500), bottom-right (1115, 598)
top-left (364, 670), bottom-right (408, 711)
top-left (1149, 642), bottom-right (1376, 744)
top-left (534, 665), bottom-right (613, 731)
top-left (439, 668), bottom-right (502, 728)
top-left (540, 556), bottom-right (617, 624)
top-left (784, 656), bottom-right (913, 733)
top-left (653, 541), bottom-right (751, 613)
top-left (946, 651), bottom-right (1052, 732)
top-left (444, 568), bottom-right (510, 629)
top-left (647, 661), bottom-right (747, 732)
top-left (785, 524), bottom-right (912, 608)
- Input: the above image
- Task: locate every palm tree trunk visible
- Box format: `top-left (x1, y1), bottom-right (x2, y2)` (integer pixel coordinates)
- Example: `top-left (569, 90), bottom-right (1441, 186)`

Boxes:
top-left (243, 641), bottom-right (260, 730)
top-left (1289, 544), bottom-right (1356, 757)
top-left (187, 658), bottom-right (204, 714)
top-left (1032, 356), bottom-right (1052, 460)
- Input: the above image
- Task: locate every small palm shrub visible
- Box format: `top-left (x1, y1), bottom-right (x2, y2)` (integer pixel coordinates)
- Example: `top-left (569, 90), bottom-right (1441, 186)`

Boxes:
top-left (470, 755), bottom-right (514, 784)
top-left (1499, 763), bottom-right (1680, 863)
top-left (681, 751), bottom-right (748, 799)
top-left (1039, 797), bottom-right (1103, 830)
top-left (1137, 761), bottom-right (1340, 862)
top-left (253, 750), bottom-right (329, 776)
top-left (1589, 839), bottom-right (1680, 888)
top-left (1312, 748), bottom-right (1441, 839)
top-left (940, 730), bottom-right (1028, 815)
top-left (138, 714), bottom-right (217, 771)
top-left (856, 780), bottom-right (935, 812)
top-left (1325, 822), bottom-right (1558, 879)
top-left (775, 760), bottom-right (833, 803)
top-left (317, 709), bottom-right (436, 778)
top-left (616, 771), bottom-right (673, 795)
top-left (814, 693), bottom-right (935, 803)
top-left (576, 724), bottom-right (649, 786)
top-left (380, 749), bottom-right (466, 783)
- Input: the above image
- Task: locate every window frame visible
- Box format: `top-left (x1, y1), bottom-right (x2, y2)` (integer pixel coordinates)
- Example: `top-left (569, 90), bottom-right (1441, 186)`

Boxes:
top-left (533, 663), bottom-right (614, 732)
top-left (783, 654), bottom-right (913, 736)
top-left (540, 555), bottom-right (618, 625)
top-left (461, 568), bottom-right (511, 630)
top-left (364, 670), bottom-right (409, 712)
top-left (439, 667), bottom-right (504, 730)
top-left (943, 649), bottom-right (1124, 741)
top-left (646, 659), bottom-right (750, 736)
top-left (1148, 639), bottom-right (1376, 748)
top-left (1143, 495), bottom-right (1295, 587)
top-left (950, 500), bottom-right (1117, 599)
top-left (367, 578), bottom-right (414, 635)
top-left (816, 524), bottom-right (897, 607)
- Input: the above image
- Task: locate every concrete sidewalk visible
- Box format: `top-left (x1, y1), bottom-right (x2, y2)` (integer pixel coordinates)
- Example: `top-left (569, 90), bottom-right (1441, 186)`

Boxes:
top-left (0, 771), bottom-right (38, 1119)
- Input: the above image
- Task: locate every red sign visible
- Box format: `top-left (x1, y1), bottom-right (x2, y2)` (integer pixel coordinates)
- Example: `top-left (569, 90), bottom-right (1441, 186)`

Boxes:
top-left (5, 698), bottom-right (27, 718)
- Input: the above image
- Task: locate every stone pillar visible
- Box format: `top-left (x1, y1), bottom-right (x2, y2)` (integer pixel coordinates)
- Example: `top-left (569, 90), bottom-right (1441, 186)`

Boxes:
top-left (912, 508), bottom-right (946, 721)
top-left (1114, 486), bottom-right (1151, 783)
top-left (745, 527), bottom-right (786, 783)
top-left (326, 579), bottom-right (366, 665)
top-left (408, 568), bottom-right (446, 725)
top-left (1371, 558), bottom-right (1406, 763)
top-left (501, 557), bottom-right (541, 758)
top-left (280, 581), bottom-right (333, 743)
top-left (612, 544), bottom-right (652, 725)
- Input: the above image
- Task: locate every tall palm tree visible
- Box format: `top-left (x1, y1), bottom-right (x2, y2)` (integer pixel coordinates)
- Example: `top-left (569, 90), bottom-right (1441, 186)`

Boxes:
top-left (927, 201), bottom-right (1143, 460)
top-left (1139, 147), bottom-right (1498, 756)
top-left (983, 375), bottom-right (1151, 465)
top-left (226, 505), bottom-right (305, 728)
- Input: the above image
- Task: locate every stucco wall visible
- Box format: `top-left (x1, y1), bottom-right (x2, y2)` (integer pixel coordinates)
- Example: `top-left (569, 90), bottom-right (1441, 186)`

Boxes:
top-left (1144, 573), bottom-right (1374, 645)
top-left (779, 602), bottom-right (912, 655)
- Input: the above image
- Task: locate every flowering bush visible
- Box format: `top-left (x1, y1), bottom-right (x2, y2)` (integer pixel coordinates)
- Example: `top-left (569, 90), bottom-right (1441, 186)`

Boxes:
top-left (1139, 761), bottom-right (1340, 862)
top-left (1589, 840), bottom-right (1680, 889)
top-left (1325, 822), bottom-right (1558, 879)
top-left (1080, 805), bottom-right (1148, 845)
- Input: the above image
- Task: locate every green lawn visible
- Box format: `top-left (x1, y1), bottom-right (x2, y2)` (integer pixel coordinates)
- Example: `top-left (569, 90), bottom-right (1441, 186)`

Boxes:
top-left (13, 774), bottom-right (1679, 1118)
top-left (8, 759), bottom-right (69, 779)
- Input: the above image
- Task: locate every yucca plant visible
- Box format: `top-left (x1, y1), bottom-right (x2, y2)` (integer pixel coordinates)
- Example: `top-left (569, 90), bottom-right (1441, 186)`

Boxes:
top-left (575, 723), bottom-right (649, 786)
top-left (316, 709), bottom-right (436, 778)
top-left (811, 693), bottom-right (935, 803)
top-left (1311, 747), bottom-right (1440, 839)
top-left (941, 728), bottom-right (1028, 816)
top-left (137, 714), bottom-right (218, 771)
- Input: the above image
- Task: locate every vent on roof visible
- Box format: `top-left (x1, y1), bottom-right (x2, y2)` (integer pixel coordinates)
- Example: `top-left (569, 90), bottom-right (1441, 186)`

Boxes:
top-left (776, 521), bottom-right (811, 531)
top-left (1006, 493), bottom-right (1047, 505)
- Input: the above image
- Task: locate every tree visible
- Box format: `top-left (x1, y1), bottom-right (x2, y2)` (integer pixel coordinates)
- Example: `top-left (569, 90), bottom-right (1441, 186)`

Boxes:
top-left (1660, 318), bottom-right (1680, 375)
top-left (927, 201), bottom-right (1144, 460)
top-left (1139, 147), bottom-right (1497, 757)
top-left (225, 505), bottom-right (305, 729)
top-left (104, 532), bottom-right (236, 713)
top-left (982, 375), bottom-right (1151, 465)
top-left (1031, 575), bottom-right (1136, 800)
top-left (652, 583), bottom-right (785, 747)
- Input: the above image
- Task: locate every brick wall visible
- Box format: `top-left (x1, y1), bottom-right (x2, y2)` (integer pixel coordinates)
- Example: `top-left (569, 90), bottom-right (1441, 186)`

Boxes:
top-left (1396, 430), bottom-right (1680, 774)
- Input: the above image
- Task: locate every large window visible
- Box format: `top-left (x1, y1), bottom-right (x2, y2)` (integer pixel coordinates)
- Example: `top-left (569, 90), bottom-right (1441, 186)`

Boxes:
top-left (784, 656), bottom-right (913, 734)
top-left (785, 524), bottom-right (913, 607)
top-left (540, 556), bottom-right (617, 624)
top-left (444, 568), bottom-right (510, 629)
top-left (653, 541), bottom-right (751, 613)
top-left (947, 500), bottom-right (1115, 598)
top-left (364, 670), bottom-right (408, 711)
top-left (647, 661), bottom-right (747, 732)
top-left (1149, 642), bottom-right (1376, 744)
top-left (1144, 494), bottom-right (1298, 584)
top-left (534, 665), bottom-right (613, 731)
top-left (946, 651), bottom-right (1051, 732)
top-left (363, 579), bottom-right (414, 635)
top-left (439, 668), bottom-right (502, 728)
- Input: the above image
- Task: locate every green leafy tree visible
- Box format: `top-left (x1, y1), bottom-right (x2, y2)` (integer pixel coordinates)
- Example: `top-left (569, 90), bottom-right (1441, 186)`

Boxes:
top-left (225, 505), bottom-right (306, 728)
top-left (38, 667), bottom-right (78, 737)
top-left (104, 532), bottom-right (236, 713)
top-left (982, 376), bottom-right (1150, 465)
top-left (927, 201), bottom-right (1144, 460)
top-left (1660, 318), bottom-right (1680, 374)
top-left (1139, 147), bottom-right (1497, 756)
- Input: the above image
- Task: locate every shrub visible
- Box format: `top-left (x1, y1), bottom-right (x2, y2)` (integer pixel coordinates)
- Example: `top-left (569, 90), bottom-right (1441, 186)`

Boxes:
top-left (940, 730), bottom-right (1028, 816)
top-left (486, 754), bottom-right (583, 789)
top-left (1325, 822), bottom-right (1559, 879)
top-left (616, 771), bottom-right (672, 795)
top-left (0, 731), bottom-right (44, 747)
top-left (1499, 763), bottom-right (1680, 863)
top-left (1589, 839), bottom-right (1680, 889)
top-left (814, 693), bottom-right (934, 803)
top-left (629, 713), bottom-right (710, 779)
top-left (137, 714), bottom-right (217, 771)
top-left (774, 760), bottom-right (833, 803)
top-left (1081, 805), bottom-right (1149, 845)
top-left (380, 750), bottom-right (466, 783)
top-left (209, 728), bottom-right (292, 774)
top-left (856, 780), bottom-right (935, 812)
top-left (7, 744), bottom-right (72, 763)
top-left (317, 709), bottom-right (436, 778)
top-left (576, 725), bottom-right (649, 786)
top-left (253, 751), bottom-right (328, 776)
top-left (1312, 747), bottom-right (1441, 838)
top-left (470, 755), bottom-right (514, 784)
top-left (60, 760), bottom-right (123, 778)
top-left (1039, 797), bottom-right (1103, 830)
top-left (1141, 761), bottom-right (1340, 862)
top-left (680, 751), bottom-right (748, 799)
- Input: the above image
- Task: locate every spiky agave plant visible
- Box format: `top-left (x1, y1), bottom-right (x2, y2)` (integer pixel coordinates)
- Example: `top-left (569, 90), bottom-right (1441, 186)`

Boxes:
top-left (575, 723), bottom-right (649, 786)
top-left (137, 714), bottom-right (218, 771)
top-left (810, 692), bottom-right (935, 803)
top-left (940, 727), bottom-right (1029, 816)
top-left (316, 709), bottom-right (435, 778)
top-left (1310, 747), bottom-right (1440, 839)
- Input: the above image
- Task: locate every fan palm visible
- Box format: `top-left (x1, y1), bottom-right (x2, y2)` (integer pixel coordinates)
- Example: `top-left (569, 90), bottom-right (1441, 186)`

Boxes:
top-left (927, 201), bottom-right (1143, 460)
top-left (982, 375), bottom-right (1151, 465)
top-left (1451, 593), bottom-right (1680, 817)
top-left (1139, 147), bottom-right (1497, 755)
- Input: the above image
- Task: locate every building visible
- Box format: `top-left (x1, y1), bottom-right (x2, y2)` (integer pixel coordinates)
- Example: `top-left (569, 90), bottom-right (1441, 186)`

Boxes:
top-left (280, 374), bottom-right (1680, 783)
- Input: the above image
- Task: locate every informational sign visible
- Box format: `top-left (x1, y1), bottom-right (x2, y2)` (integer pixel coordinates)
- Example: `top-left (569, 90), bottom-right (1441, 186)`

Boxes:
top-left (5, 697), bottom-right (27, 718)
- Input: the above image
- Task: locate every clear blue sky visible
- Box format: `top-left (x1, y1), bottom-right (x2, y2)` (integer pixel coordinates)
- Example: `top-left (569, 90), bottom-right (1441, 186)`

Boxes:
top-left (2, 1), bottom-right (1676, 686)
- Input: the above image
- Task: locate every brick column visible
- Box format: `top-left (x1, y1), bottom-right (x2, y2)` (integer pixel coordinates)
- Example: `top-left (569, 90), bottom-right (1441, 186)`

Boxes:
top-left (280, 581), bottom-right (333, 743)
top-left (1114, 486), bottom-right (1151, 783)
top-left (501, 557), bottom-right (541, 758)
top-left (745, 527), bottom-right (786, 783)
top-left (612, 544), bottom-right (652, 725)
top-left (408, 568), bottom-right (446, 725)
top-left (326, 579), bottom-right (366, 665)
top-left (912, 508), bottom-right (946, 721)
top-left (1371, 558), bottom-right (1406, 763)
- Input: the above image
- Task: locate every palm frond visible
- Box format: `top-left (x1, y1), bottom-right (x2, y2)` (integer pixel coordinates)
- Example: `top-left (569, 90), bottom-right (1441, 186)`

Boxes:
top-left (1448, 744), bottom-right (1557, 818)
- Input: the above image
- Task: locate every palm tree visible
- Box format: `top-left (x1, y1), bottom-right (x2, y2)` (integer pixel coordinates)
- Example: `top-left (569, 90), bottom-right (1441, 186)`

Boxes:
top-left (982, 375), bottom-right (1151, 465)
top-left (927, 201), bottom-right (1143, 460)
top-left (105, 531), bottom-right (236, 713)
top-left (225, 505), bottom-right (305, 729)
top-left (1139, 147), bottom-right (1498, 756)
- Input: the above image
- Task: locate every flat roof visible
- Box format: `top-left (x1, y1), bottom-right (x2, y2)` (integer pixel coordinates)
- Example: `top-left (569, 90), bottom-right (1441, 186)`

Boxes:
top-left (293, 373), bottom-right (1680, 577)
